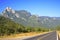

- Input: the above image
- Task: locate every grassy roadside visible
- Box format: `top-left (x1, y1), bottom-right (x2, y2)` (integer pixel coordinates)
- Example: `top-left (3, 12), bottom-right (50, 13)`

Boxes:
top-left (0, 32), bottom-right (49, 38)
top-left (57, 31), bottom-right (60, 37)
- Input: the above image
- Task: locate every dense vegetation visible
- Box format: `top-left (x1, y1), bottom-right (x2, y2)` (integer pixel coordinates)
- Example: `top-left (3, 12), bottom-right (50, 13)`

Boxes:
top-left (55, 25), bottom-right (60, 31)
top-left (0, 16), bottom-right (49, 36)
top-left (0, 16), bottom-right (25, 36)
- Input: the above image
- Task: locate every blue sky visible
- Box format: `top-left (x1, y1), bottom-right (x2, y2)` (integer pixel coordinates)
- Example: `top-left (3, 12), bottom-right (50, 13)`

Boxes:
top-left (0, 0), bottom-right (60, 17)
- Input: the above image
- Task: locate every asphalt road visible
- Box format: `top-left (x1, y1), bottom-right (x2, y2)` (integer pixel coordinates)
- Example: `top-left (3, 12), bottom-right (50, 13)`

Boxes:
top-left (0, 31), bottom-right (59, 40)
top-left (24, 31), bottom-right (58, 40)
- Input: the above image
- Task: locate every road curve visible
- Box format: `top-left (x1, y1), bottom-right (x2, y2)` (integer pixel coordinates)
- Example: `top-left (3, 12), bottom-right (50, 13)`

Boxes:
top-left (23, 31), bottom-right (58, 40)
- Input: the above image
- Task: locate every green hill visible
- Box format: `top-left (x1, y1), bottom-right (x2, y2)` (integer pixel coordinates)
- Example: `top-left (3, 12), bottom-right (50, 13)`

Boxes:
top-left (0, 15), bottom-right (49, 36)
top-left (0, 16), bottom-right (25, 36)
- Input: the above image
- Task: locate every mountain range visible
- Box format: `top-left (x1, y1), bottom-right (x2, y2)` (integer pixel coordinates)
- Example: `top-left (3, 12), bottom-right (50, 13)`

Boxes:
top-left (1, 7), bottom-right (60, 28)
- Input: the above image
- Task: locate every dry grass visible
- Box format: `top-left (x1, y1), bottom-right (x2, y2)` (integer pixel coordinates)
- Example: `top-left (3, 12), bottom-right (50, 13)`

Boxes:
top-left (0, 32), bottom-right (49, 38)
top-left (57, 31), bottom-right (60, 37)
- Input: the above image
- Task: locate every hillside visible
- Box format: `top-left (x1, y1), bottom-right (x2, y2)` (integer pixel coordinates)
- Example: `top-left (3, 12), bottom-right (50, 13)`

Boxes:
top-left (0, 15), bottom-right (25, 36)
top-left (0, 15), bottom-right (49, 36)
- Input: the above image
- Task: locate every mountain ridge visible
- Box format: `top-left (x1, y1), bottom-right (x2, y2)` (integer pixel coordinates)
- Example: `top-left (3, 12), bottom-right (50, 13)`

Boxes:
top-left (2, 7), bottom-right (60, 28)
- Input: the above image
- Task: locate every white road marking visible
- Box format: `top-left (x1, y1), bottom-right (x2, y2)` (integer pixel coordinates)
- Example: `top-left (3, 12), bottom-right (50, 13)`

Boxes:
top-left (56, 32), bottom-right (58, 40)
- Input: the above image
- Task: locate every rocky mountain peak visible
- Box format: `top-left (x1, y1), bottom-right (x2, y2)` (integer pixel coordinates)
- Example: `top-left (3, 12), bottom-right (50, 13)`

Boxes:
top-left (5, 7), bottom-right (12, 11)
top-left (4, 7), bottom-right (15, 14)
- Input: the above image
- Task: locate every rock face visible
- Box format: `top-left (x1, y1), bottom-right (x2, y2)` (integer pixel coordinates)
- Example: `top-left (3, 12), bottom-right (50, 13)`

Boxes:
top-left (2, 7), bottom-right (60, 28)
